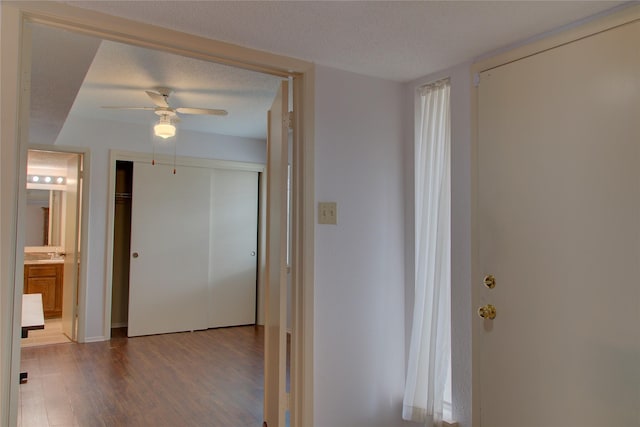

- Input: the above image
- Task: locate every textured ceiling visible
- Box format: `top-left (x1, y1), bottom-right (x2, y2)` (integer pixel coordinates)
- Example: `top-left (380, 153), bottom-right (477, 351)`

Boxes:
top-left (64, 0), bottom-right (627, 82)
top-left (30, 23), bottom-right (283, 142)
top-left (30, 25), bottom-right (101, 145)
top-left (69, 39), bottom-right (283, 139)
top-left (29, 1), bottom-right (629, 146)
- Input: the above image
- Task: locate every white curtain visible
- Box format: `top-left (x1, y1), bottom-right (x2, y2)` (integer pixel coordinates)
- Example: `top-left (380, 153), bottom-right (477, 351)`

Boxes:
top-left (403, 79), bottom-right (451, 426)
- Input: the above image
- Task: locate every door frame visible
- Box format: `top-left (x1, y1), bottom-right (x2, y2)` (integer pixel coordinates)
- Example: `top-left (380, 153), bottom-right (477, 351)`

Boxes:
top-left (469, 5), bottom-right (640, 425)
top-left (0, 3), bottom-right (315, 426)
top-left (26, 145), bottom-right (90, 343)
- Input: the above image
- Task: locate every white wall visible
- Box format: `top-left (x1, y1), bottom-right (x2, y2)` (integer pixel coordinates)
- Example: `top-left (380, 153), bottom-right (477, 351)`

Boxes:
top-left (314, 65), bottom-right (409, 427)
top-left (54, 115), bottom-right (266, 340)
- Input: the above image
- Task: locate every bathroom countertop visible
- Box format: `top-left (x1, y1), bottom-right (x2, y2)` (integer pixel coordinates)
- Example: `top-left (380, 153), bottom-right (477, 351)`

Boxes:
top-left (24, 259), bottom-right (65, 265)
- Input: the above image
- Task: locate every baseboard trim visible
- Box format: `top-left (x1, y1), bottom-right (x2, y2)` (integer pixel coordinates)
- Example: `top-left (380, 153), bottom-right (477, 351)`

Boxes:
top-left (83, 336), bottom-right (108, 343)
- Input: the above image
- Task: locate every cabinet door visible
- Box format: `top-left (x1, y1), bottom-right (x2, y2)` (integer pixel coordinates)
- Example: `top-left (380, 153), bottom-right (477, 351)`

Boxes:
top-left (26, 277), bottom-right (56, 317)
top-left (24, 264), bottom-right (63, 318)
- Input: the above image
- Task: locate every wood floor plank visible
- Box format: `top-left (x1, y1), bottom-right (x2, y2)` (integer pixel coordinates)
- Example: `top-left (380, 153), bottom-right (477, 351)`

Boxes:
top-left (20, 326), bottom-right (264, 426)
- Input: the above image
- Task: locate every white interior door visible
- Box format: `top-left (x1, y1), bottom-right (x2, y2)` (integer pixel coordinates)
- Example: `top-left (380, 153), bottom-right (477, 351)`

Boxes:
top-left (264, 80), bottom-right (289, 427)
top-left (128, 162), bottom-right (210, 337)
top-left (477, 21), bottom-right (640, 426)
top-left (208, 168), bottom-right (258, 328)
top-left (61, 154), bottom-right (80, 340)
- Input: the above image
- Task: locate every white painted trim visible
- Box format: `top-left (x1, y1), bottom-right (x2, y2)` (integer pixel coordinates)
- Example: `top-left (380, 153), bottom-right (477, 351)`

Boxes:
top-left (1, 3), bottom-right (315, 426)
top-left (1, 5), bottom-right (27, 423)
top-left (290, 70), bottom-right (315, 427)
top-left (17, 2), bottom-right (309, 78)
top-left (110, 150), bottom-right (265, 172)
top-left (82, 336), bottom-right (109, 343)
top-left (474, 3), bottom-right (640, 74)
top-left (103, 149), bottom-right (266, 340)
top-left (469, 5), bottom-right (640, 426)
top-left (258, 168), bottom-right (267, 326)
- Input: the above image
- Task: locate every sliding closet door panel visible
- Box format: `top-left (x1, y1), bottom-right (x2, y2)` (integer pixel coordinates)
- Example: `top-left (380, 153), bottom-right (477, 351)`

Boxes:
top-left (128, 162), bottom-right (210, 337)
top-left (208, 169), bottom-right (259, 328)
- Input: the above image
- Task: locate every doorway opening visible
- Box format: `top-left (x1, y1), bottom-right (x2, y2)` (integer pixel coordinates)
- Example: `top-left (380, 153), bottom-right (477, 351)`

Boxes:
top-left (110, 160), bottom-right (132, 330)
top-left (4, 4), bottom-right (313, 426)
top-left (21, 148), bottom-right (84, 346)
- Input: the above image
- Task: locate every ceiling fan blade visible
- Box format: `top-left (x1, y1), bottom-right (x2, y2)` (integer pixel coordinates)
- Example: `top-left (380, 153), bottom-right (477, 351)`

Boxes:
top-left (145, 90), bottom-right (169, 108)
top-left (176, 107), bottom-right (228, 116)
top-left (101, 106), bottom-right (156, 110)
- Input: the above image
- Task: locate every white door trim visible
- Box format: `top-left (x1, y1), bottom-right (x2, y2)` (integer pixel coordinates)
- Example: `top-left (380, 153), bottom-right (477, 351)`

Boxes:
top-left (469, 4), bottom-right (640, 425)
top-left (0, 3), bottom-right (315, 426)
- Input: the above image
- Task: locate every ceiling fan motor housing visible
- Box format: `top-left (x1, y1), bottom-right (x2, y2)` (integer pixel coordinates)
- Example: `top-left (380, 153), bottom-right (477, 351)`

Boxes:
top-left (154, 108), bottom-right (177, 117)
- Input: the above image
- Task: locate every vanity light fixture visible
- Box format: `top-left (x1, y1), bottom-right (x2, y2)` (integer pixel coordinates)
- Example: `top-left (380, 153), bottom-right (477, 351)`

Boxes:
top-left (27, 175), bottom-right (66, 185)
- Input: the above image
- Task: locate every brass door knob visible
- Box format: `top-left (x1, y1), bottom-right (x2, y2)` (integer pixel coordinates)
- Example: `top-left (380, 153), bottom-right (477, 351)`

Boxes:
top-left (478, 304), bottom-right (497, 319)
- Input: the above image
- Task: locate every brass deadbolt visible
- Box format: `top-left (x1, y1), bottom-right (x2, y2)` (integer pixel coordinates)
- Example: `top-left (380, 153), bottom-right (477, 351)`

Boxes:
top-left (484, 275), bottom-right (496, 289)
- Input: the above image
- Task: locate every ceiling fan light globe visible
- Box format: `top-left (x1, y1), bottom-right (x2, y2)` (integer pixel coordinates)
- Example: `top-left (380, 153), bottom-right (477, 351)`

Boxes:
top-left (154, 122), bottom-right (176, 139)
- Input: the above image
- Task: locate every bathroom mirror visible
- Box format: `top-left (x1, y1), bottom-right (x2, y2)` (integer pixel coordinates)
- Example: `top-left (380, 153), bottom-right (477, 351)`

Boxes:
top-left (25, 188), bottom-right (63, 246)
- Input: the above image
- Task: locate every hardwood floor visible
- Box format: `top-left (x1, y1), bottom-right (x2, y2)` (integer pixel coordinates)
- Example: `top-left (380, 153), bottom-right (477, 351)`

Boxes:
top-left (19, 326), bottom-right (264, 427)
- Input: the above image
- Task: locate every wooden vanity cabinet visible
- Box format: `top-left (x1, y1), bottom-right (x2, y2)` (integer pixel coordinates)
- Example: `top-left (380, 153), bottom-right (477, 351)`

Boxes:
top-left (24, 263), bottom-right (63, 318)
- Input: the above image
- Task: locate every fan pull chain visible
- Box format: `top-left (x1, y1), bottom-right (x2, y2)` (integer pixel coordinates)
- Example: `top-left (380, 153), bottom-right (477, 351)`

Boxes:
top-left (172, 140), bottom-right (177, 175)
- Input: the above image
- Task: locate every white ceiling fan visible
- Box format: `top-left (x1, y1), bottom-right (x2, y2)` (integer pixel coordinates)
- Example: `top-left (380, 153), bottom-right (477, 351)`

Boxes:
top-left (102, 87), bottom-right (228, 138)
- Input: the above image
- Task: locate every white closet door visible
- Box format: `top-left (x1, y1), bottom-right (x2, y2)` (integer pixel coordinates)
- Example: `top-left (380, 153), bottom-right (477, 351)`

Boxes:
top-left (208, 169), bottom-right (258, 328)
top-left (128, 162), bottom-right (210, 337)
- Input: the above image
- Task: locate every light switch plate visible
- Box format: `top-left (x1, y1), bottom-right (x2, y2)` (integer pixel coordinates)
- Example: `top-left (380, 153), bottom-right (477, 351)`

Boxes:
top-left (318, 202), bottom-right (337, 225)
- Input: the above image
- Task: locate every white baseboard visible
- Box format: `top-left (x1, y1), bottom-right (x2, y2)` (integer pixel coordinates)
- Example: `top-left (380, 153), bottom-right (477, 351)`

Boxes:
top-left (83, 336), bottom-right (108, 343)
top-left (111, 322), bottom-right (128, 328)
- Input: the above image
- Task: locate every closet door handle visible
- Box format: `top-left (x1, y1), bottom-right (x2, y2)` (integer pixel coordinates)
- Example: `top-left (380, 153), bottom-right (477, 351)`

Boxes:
top-left (132, 252), bottom-right (139, 258)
